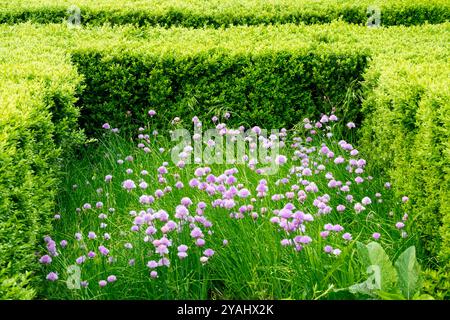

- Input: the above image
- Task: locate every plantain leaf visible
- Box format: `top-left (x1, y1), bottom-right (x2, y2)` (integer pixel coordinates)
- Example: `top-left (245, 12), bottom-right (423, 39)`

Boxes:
top-left (394, 246), bottom-right (421, 299)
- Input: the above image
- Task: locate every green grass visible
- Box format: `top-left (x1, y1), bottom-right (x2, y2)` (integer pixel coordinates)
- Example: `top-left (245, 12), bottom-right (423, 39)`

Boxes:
top-left (40, 113), bottom-right (417, 299)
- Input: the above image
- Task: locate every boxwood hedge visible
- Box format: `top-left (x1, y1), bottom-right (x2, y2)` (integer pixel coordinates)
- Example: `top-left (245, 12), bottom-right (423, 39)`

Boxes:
top-left (0, 0), bottom-right (449, 27)
top-left (0, 21), bottom-right (448, 298)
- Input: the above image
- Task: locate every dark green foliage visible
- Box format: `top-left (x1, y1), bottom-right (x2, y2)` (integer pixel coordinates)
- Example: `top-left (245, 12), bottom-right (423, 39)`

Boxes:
top-left (72, 50), bottom-right (367, 135)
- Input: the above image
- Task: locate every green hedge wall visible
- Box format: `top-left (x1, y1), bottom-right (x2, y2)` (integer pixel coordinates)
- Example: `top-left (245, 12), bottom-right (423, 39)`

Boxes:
top-left (0, 0), bottom-right (449, 27)
top-left (0, 25), bottom-right (83, 299)
top-left (71, 51), bottom-right (367, 135)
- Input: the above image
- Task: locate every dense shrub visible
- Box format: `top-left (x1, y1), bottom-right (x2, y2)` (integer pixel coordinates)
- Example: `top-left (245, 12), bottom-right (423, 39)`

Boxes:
top-left (0, 26), bottom-right (83, 299)
top-left (0, 0), bottom-right (448, 27)
top-left (71, 51), bottom-right (367, 136)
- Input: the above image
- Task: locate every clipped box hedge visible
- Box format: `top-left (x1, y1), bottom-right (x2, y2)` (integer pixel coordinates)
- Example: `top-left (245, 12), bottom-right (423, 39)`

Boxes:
top-left (0, 21), bottom-right (449, 298)
top-left (0, 0), bottom-right (449, 27)
top-left (0, 25), bottom-right (83, 298)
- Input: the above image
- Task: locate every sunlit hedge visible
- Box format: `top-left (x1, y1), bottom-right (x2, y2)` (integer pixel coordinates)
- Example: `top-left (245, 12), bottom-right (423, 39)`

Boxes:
top-left (0, 0), bottom-right (448, 27)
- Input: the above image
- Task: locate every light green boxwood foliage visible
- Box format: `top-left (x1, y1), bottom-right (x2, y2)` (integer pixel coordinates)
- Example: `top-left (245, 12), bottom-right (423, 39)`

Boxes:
top-left (0, 21), bottom-right (448, 298)
top-left (0, 26), bottom-right (83, 299)
top-left (0, 0), bottom-right (448, 27)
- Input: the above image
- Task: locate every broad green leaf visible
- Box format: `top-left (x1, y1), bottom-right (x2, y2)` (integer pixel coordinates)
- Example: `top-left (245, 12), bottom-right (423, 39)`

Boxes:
top-left (356, 242), bottom-right (398, 293)
top-left (394, 246), bottom-right (421, 299)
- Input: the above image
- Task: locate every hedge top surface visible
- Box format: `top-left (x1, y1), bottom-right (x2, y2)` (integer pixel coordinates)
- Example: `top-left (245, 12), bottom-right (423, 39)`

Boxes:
top-left (1, 0), bottom-right (449, 27)
top-left (2, 21), bottom-right (447, 56)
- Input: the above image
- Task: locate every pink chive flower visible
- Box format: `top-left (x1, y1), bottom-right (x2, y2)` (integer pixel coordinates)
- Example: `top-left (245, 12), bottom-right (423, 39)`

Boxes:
top-left (39, 255), bottom-right (52, 264)
top-left (347, 122), bottom-right (356, 129)
top-left (342, 233), bottom-right (352, 241)
top-left (150, 271), bottom-right (158, 278)
top-left (275, 155), bottom-right (287, 165)
top-left (98, 245), bottom-right (109, 256)
top-left (238, 188), bottom-right (250, 198)
top-left (372, 232), bottom-right (381, 240)
top-left (324, 245), bottom-right (333, 253)
top-left (361, 197), bottom-right (372, 205)
top-left (204, 249), bottom-right (215, 257)
top-left (320, 231), bottom-right (330, 238)
top-left (122, 179), bottom-right (136, 191)
top-left (107, 275), bottom-right (117, 283)
top-left (148, 110), bottom-right (156, 117)
top-left (402, 196), bottom-right (409, 203)
top-left (196, 238), bottom-right (206, 247)
top-left (396, 222), bottom-right (405, 229)
top-left (333, 248), bottom-right (342, 256)
top-left (102, 123), bottom-right (111, 130)
top-left (139, 181), bottom-right (148, 189)
top-left (46, 272), bottom-right (58, 281)
top-left (99, 280), bottom-right (107, 287)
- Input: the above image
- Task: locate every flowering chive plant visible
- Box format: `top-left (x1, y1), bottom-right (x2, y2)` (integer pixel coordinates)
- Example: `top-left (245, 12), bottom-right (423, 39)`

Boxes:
top-left (40, 110), bottom-right (413, 300)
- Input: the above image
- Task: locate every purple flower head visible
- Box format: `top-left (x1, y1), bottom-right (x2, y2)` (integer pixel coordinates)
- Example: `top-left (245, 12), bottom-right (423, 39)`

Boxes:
top-left (88, 251), bottom-right (96, 258)
top-left (88, 232), bottom-right (97, 240)
top-left (347, 122), bottom-right (356, 129)
top-left (102, 123), bottom-right (111, 130)
top-left (190, 227), bottom-right (204, 239)
top-left (147, 260), bottom-right (158, 269)
top-left (39, 255), bottom-right (52, 264)
top-left (223, 239), bottom-right (229, 246)
top-left (82, 203), bottom-right (91, 210)
top-left (177, 245), bottom-right (188, 252)
top-left (46, 272), bottom-right (58, 282)
top-left (99, 280), bottom-right (107, 287)
top-left (402, 196), bottom-right (409, 203)
top-left (181, 197), bottom-right (193, 207)
top-left (76, 256), bottom-right (86, 264)
top-left (361, 197), bottom-right (372, 205)
top-left (204, 248), bottom-right (215, 257)
top-left (195, 238), bottom-right (206, 247)
top-left (396, 222), bottom-right (405, 229)
top-left (324, 245), bottom-right (333, 253)
top-left (148, 110), bottom-right (156, 117)
top-left (178, 252), bottom-right (188, 259)
top-left (98, 245), bottom-right (109, 256)
top-left (342, 233), bottom-right (352, 241)
top-left (60, 240), bottom-right (68, 248)
top-left (333, 248), bottom-right (342, 256)
top-left (122, 179), bottom-right (136, 191)
top-left (150, 271), bottom-right (158, 278)
top-left (107, 275), bottom-right (117, 283)
top-left (372, 232), bottom-right (381, 240)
